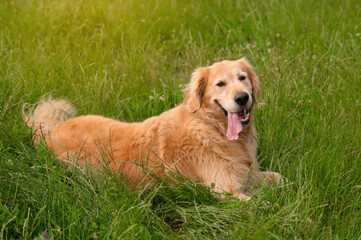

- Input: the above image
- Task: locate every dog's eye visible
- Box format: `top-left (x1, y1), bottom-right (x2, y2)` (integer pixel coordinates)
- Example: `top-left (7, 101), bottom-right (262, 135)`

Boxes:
top-left (216, 81), bottom-right (225, 87)
top-left (239, 75), bottom-right (246, 81)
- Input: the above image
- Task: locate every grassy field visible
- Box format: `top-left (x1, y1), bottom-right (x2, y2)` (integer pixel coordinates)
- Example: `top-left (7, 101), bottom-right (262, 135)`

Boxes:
top-left (1, 0), bottom-right (360, 239)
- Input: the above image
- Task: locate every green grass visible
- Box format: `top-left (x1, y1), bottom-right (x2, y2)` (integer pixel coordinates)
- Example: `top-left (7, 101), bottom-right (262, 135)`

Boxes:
top-left (1, 0), bottom-right (360, 238)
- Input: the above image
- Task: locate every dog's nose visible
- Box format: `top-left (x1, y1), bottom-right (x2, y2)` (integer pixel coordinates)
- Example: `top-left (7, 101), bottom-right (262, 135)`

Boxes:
top-left (234, 92), bottom-right (249, 105)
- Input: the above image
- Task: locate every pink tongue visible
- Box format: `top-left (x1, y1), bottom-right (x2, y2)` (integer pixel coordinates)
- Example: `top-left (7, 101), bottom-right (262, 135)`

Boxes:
top-left (226, 112), bottom-right (243, 140)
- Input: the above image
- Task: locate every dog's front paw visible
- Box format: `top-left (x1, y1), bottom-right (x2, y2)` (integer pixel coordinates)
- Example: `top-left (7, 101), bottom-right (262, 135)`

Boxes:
top-left (270, 172), bottom-right (284, 185)
top-left (238, 193), bottom-right (251, 201)
top-left (260, 171), bottom-right (285, 186)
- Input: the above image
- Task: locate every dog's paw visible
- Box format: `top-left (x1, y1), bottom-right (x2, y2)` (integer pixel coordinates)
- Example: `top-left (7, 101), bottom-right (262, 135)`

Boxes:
top-left (238, 193), bottom-right (251, 201)
top-left (270, 172), bottom-right (284, 185)
top-left (260, 171), bottom-right (286, 186)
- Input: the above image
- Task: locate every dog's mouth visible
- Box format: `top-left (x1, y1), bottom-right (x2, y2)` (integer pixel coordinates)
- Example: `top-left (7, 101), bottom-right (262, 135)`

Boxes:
top-left (215, 100), bottom-right (250, 125)
top-left (215, 100), bottom-right (250, 141)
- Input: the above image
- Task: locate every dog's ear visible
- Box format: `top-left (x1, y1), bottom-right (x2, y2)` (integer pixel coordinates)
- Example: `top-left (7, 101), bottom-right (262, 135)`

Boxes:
top-left (239, 58), bottom-right (261, 101)
top-left (185, 67), bottom-right (209, 112)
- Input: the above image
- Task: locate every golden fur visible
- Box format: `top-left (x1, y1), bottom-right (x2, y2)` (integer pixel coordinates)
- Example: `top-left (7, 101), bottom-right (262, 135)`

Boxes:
top-left (23, 58), bottom-right (281, 200)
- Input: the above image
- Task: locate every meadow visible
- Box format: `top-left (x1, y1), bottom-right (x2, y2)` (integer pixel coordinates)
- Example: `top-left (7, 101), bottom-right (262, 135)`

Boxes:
top-left (0, 0), bottom-right (360, 239)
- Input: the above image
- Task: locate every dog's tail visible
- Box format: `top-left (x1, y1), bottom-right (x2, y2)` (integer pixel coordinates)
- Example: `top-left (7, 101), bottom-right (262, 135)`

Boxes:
top-left (23, 97), bottom-right (76, 141)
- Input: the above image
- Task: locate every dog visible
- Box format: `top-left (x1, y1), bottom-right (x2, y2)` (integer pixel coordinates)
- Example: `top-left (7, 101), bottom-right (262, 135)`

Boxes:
top-left (23, 58), bottom-right (282, 201)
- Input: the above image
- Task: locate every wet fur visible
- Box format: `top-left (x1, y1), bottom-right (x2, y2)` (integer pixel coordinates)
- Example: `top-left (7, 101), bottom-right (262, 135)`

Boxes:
top-left (23, 58), bottom-right (281, 200)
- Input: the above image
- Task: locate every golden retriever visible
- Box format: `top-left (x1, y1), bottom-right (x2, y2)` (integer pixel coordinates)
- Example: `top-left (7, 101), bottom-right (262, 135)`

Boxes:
top-left (23, 58), bottom-right (282, 201)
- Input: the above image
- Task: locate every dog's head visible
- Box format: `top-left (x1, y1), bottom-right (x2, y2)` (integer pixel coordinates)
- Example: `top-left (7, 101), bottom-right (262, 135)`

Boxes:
top-left (184, 58), bottom-right (260, 140)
